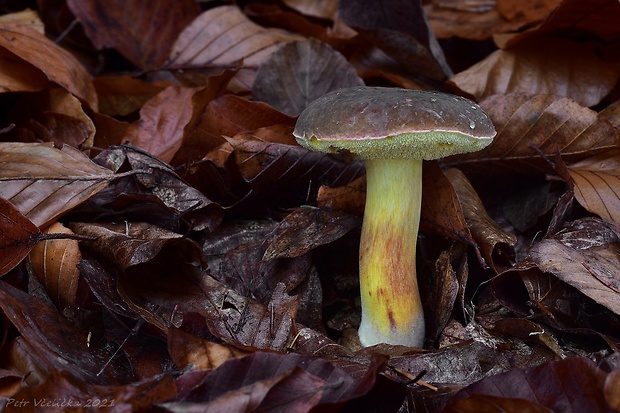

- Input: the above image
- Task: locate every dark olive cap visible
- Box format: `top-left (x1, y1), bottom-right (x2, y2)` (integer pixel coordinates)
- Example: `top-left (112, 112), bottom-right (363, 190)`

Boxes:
top-left (293, 86), bottom-right (496, 160)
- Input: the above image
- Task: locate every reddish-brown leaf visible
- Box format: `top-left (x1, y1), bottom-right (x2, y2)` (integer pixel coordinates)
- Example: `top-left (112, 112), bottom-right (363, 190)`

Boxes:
top-left (0, 24), bottom-right (97, 108)
top-left (421, 162), bottom-right (476, 247)
top-left (94, 75), bottom-right (169, 117)
top-left (29, 222), bottom-right (81, 311)
top-left (530, 240), bottom-right (620, 316)
top-left (0, 197), bottom-right (39, 276)
top-left (253, 38), bottom-right (364, 116)
top-left (168, 327), bottom-right (252, 371)
top-left (568, 150), bottom-right (620, 224)
top-left (445, 357), bottom-right (612, 413)
top-left (168, 5), bottom-right (303, 91)
top-left (444, 168), bottom-right (516, 269)
top-left (0, 280), bottom-right (133, 385)
top-left (263, 207), bottom-right (360, 261)
top-left (123, 86), bottom-right (199, 163)
top-left (0, 142), bottom-right (115, 227)
top-left (449, 94), bottom-right (620, 174)
top-left (7, 370), bottom-right (176, 412)
top-left (71, 222), bottom-right (201, 271)
top-left (339, 0), bottom-right (452, 80)
top-left (67, 0), bottom-right (200, 69)
top-left (425, 1), bottom-right (534, 40)
top-left (449, 37), bottom-right (620, 107)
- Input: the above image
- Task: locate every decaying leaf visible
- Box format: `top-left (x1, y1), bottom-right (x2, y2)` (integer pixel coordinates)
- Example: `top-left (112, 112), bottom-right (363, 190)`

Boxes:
top-left (67, 0), bottom-right (200, 69)
top-left (0, 23), bottom-right (97, 108)
top-left (530, 240), bottom-right (620, 316)
top-left (253, 38), bottom-right (364, 116)
top-left (568, 150), bottom-right (620, 224)
top-left (0, 197), bottom-right (40, 276)
top-left (444, 167), bottom-right (516, 269)
top-left (168, 5), bottom-right (303, 91)
top-left (0, 142), bottom-right (115, 227)
top-left (263, 207), bottom-right (360, 261)
top-left (29, 222), bottom-right (81, 311)
top-left (449, 94), bottom-right (620, 173)
top-left (445, 357), bottom-right (611, 412)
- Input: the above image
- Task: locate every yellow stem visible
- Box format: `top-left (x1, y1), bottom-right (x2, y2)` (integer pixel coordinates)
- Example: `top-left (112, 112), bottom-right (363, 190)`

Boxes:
top-left (358, 158), bottom-right (425, 347)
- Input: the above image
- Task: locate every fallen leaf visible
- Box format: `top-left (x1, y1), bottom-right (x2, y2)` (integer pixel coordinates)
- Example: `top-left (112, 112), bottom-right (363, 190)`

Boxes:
top-left (448, 37), bottom-right (620, 107)
top-left (449, 94), bottom-right (620, 173)
top-left (253, 38), bottom-right (364, 116)
top-left (263, 207), bottom-right (360, 261)
top-left (339, 0), bottom-right (452, 80)
top-left (0, 23), bottom-right (97, 109)
top-left (167, 327), bottom-right (251, 371)
top-left (123, 86), bottom-right (200, 163)
top-left (29, 222), bottom-right (81, 311)
top-left (0, 280), bottom-right (133, 385)
top-left (445, 357), bottom-right (611, 413)
top-left (283, 0), bottom-right (339, 19)
top-left (0, 197), bottom-right (40, 276)
top-left (444, 168), bottom-right (516, 269)
top-left (568, 150), bottom-right (620, 224)
top-left (530, 240), bottom-right (620, 316)
top-left (168, 5), bottom-right (303, 91)
top-left (71, 221), bottom-right (201, 271)
top-left (0, 142), bottom-right (115, 227)
top-left (94, 75), bottom-right (169, 117)
top-left (67, 0), bottom-right (200, 68)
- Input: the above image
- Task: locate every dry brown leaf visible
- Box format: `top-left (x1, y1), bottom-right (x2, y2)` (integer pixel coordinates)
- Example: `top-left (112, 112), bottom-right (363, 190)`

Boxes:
top-left (0, 9), bottom-right (44, 33)
top-left (67, 0), bottom-right (200, 69)
top-left (29, 222), bottom-right (81, 311)
top-left (444, 168), bottom-right (516, 269)
top-left (317, 175), bottom-right (366, 217)
top-left (530, 240), bottom-right (620, 316)
top-left (94, 75), bottom-right (169, 117)
top-left (449, 94), bottom-right (620, 173)
top-left (168, 327), bottom-right (251, 371)
top-left (339, 0), bottom-right (452, 80)
top-left (425, 2), bottom-right (529, 40)
top-left (44, 88), bottom-right (96, 149)
top-left (0, 142), bottom-right (115, 227)
top-left (0, 197), bottom-right (40, 276)
top-left (0, 24), bottom-right (97, 109)
top-left (124, 86), bottom-right (199, 163)
top-left (448, 37), bottom-right (620, 107)
top-left (496, 0), bottom-right (562, 23)
top-left (253, 38), bottom-right (364, 116)
top-left (568, 150), bottom-right (620, 224)
top-left (168, 5), bottom-right (303, 92)
top-left (283, 0), bottom-right (338, 19)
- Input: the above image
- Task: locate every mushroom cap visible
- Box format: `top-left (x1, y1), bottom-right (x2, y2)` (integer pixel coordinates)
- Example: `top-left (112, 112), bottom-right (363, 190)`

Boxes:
top-left (293, 86), bottom-right (496, 160)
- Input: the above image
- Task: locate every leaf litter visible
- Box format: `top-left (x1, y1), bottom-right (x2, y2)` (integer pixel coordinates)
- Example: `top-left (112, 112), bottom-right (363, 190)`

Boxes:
top-left (0, 1), bottom-right (618, 412)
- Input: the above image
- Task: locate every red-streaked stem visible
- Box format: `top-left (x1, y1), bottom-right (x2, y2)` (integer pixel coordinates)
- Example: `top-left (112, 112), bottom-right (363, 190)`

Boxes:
top-left (357, 158), bottom-right (425, 347)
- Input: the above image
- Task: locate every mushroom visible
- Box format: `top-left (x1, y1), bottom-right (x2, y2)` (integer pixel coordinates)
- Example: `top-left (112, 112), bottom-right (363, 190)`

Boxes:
top-left (293, 86), bottom-right (496, 347)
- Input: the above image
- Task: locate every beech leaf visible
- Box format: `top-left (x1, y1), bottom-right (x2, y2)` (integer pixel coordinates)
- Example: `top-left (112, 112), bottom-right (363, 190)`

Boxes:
top-left (449, 38), bottom-right (620, 107)
top-left (253, 38), bottom-right (364, 116)
top-left (0, 197), bottom-right (40, 276)
top-left (530, 239), bottom-right (620, 316)
top-left (450, 94), bottom-right (620, 173)
top-left (568, 150), bottom-right (620, 224)
top-left (446, 357), bottom-right (611, 413)
top-left (29, 222), bottom-right (81, 311)
top-left (0, 142), bottom-right (115, 227)
top-left (67, 0), bottom-right (200, 69)
top-left (0, 23), bottom-right (97, 108)
top-left (168, 5), bottom-right (303, 90)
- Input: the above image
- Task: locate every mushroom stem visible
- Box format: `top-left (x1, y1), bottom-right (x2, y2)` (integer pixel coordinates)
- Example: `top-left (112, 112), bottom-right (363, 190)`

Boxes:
top-left (358, 158), bottom-right (425, 347)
